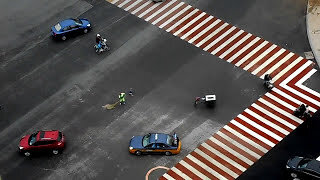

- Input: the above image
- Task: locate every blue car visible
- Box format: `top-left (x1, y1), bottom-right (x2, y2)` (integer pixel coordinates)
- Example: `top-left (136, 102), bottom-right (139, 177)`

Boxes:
top-left (51, 18), bottom-right (91, 41)
top-left (129, 133), bottom-right (181, 156)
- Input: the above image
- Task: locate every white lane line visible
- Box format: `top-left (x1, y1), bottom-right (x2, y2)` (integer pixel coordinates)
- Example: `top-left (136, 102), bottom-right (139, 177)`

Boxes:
top-left (209, 136), bottom-right (254, 165)
top-left (201, 142), bottom-right (247, 171)
top-left (231, 120), bottom-right (275, 147)
top-left (252, 48), bottom-right (286, 75)
top-left (181, 15), bottom-right (213, 40)
top-left (171, 167), bottom-right (192, 180)
top-left (166, 9), bottom-right (199, 32)
top-left (272, 56), bottom-right (303, 82)
top-left (152, 2), bottom-right (184, 25)
top-left (211, 30), bottom-right (244, 55)
top-left (173, 12), bottom-right (206, 36)
top-left (219, 33), bottom-right (252, 59)
top-left (194, 148), bottom-right (239, 178)
top-left (260, 52), bottom-right (294, 79)
top-left (180, 160), bottom-right (210, 179)
top-left (124, 0), bottom-right (143, 11)
top-left (243, 44), bottom-right (277, 70)
top-left (188, 18), bottom-right (221, 44)
top-left (245, 108), bottom-right (289, 135)
top-left (145, 0), bottom-right (177, 21)
top-left (195, 22), bottom-right (229, 47)
top-left (203, 26), bottom-right (237, 51)
top-left (224, 125), bottom-right (268, 153)
top-left (217, 131), bottom-right (261, 159)
top-left (131, 1), bottom-right (152, 15)
top-left (138, 2), bottom-right (162, 18)
top-left (118, 0), bottom-right (132, 8)
top-left (251, 103), bottom-right (296, 130)
top-left (159, 5), bottom-right (192, 28)
top-left (227, 37), bottom-right (260, 63)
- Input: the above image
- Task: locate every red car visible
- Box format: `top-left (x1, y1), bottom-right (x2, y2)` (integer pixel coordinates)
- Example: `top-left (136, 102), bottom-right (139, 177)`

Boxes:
top-left (19, 130), bottom-right (65, 157)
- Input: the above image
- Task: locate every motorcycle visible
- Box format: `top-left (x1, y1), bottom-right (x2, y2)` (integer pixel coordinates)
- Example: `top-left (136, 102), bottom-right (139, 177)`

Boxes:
top-left (94, 39), bottom-right (110, 54)
top-left (264, 80), bottom-right (274, 90)
top-left (194, 94), bottom-right (216, 107)
top-left (293, 104), bottom-right (312, 119)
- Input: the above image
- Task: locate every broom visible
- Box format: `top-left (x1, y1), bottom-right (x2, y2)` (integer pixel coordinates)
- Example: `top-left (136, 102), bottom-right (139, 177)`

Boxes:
top-left (102, 101), bottom-right (120, 110)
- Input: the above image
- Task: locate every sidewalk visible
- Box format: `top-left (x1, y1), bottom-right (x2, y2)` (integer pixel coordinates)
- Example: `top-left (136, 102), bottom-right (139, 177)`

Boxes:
top-left (307, 0), bottom-right (320, 67)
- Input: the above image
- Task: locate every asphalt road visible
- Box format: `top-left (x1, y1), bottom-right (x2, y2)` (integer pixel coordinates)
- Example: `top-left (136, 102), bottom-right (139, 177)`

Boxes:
top-left (0, 0), bottom-right (318, 179)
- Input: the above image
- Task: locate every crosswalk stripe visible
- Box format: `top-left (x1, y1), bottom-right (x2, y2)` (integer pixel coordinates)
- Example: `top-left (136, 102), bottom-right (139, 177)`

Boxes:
top-left (235, 41), bottom-right (269, 66)
top-left (145, 0), bottom-right (177, 21)
top-left (131, 1), bottom-right (152, 14)
top-left (195, 23), bottom-right (229, 47)
top-left (151, 1), bottom-right (184, 24)
top-left (252, 48), bottom-right (286, 75)
top-left (181, 15), bottom-right (213, 40)
top-left (166, 9), bottom-right (199, 32)
top-left (180, 160), bottom-right (210, 179)
top-left (244, 44), bottom-right (277, 70)
top-left (204, 26), bottom-right (238, 51)
top-left (173, 12), bottom-right (207, 36)
top-left (118, 0), bottom-right (132, 7)
top-left (211, 30), bottom-right (244, 55)
top-left (171, 166), bottom-right (193, 180)
top-left (160, 5), bottom-right (192, 29)
top-left (162, 173), bottom-right (175, 180)
top-left (188, 19), bottom-right (221, 44)
top-left (184, 155), bottom-right (221, 179)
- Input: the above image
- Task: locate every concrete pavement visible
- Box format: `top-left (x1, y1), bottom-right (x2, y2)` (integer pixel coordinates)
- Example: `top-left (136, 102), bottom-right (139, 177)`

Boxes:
top-left (307, 0), bottom-right (320, 66)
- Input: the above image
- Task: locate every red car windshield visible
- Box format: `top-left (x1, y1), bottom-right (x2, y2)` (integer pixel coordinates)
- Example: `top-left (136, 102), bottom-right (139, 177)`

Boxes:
top-left (28, 133), bottom-right (37, 146)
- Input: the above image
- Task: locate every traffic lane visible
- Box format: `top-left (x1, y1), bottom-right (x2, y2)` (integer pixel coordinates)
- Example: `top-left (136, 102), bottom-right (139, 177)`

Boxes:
top-left (0, 3), bottom-right (148, 132)
top-left (238, 110), bottom-right (320, 180)
top-left (195, 0), bottom-right (309, 56)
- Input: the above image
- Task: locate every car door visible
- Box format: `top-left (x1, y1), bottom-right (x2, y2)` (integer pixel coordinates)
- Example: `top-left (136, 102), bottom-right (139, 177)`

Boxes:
top-left (35, 140), bottom-right (55, 153)
top-left (62, 26), bottom-right (72, 36)
top-left (144, 143), bottom-right (157, 154)
top-left (156, 143), bottom-right (170, 154)
top-left (69, 24), bottom-right (80, 35)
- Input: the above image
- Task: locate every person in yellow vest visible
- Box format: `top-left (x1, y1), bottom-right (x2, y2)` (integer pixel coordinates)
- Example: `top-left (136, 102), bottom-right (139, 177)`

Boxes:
top-left (119, 92), bottom-right (126, 105)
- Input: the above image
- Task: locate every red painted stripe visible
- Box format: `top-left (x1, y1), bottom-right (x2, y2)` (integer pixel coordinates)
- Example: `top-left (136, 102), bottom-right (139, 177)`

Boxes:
top-left (199, 24), bottom-right (233, 49)
top-left (274, 58), bottom-right (307, 85)
top-left (159, 176), bottom-right (168, 180)
top-left (166, 169), bottom-right (185, 180)
top-left (134, 1), bottom-right (156, 17)
top-left (115, 0), bottom-right (128, 6)
top-left (270, 90), bottom-right (298, 108)
top-left (234, 117), bottom-right (279, 144)
top-left (148, 0), bottom-right (181, 23)
top-left (162, 7), bottom-right (195, 30)
top-left (207, 27), bottom-right (241, 53)
top-left (288, 65), bottom-right (313, 85)
top-left (247, 46), bottom-right (282, 72)
top-left (190, 151), bottom-right (234, 179)
top-left (288, 84), bottom-right (320, 110)
top-left (227, 123), bottom-right (272, 150)
top-left (270, 54), bottom-right (298, 78)
top-left (239, 42), bottom-right (273, 69)
top-left (242, 111), bottom-right (285, 138)
top-left (177, 14), bottom-right (210, 38)
top-left (185, 17), bottom-right (218, 42)
top-left (127, 0), bottom-right (148, 13)
top-left (262, 95), bottom-right (293, 114)
top-left (175, 162), bottom-right (202, 180)
top-left (215, 31), bottom-right (248, 57)
top-left (223, 34), bottom-right (256, 61)
top-left (141, 0), bottom-right (172, 20)
top-left (197, 145), bottom-right (242, 176)
top-left (230, 38), bottom-right (264, 65)
top-left (220, 128), bottom-right (265, 156)
top-left (169, 10), bottom-right (203, 34)
top-left (184, 155), bottom-right (219, 180)
top-left (248, 106), bottom-right (293, 132)
top-left (192, 20), bottom-right (225, 45)
top-left (121, 0), bottom-right (137, 10)
top-left (256, 50), bottom-right (290, 77)
top-left (255, 100), bottom-right (300, 127)
top-left (205, 138), bottom-right (250, 168)
top-left (155, 3), bottom-right (188, 27)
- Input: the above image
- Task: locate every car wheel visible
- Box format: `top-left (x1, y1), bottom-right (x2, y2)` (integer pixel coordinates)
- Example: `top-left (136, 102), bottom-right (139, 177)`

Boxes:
top-left (165, 151), bottom-right (172, 156)
top-left (135, 151), bottom-right (142, 156)
top-left (61, 36), bottom-right (67, 41)
top-left (83, 29), bottom-right (88, 34)
top-left (24, 151), bottom-right (31, 157)
top-left (52, 150), bottom-right (59, 155)
top-left (290, 173), bottom-right (297, 178)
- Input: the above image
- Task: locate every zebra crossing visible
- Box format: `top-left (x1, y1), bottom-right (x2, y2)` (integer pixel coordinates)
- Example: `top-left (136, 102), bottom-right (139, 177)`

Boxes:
top-left (108, 0), bottom-right (320, 179)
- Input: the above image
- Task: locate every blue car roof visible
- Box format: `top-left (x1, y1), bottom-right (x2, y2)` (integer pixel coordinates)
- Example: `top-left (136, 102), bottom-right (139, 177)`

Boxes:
top-left (59, 19), bottom-right (76, 28)
top-left (149, 133), bottom-right (168, 144)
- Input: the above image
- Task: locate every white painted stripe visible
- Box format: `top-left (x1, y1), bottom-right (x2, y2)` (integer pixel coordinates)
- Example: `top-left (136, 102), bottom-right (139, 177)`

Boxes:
top-left (203, 26), bottom-right (237, 51)
top-left (173, 11), bottom-right (206, 36)
top-left (296, 84), bottom-right (320, 108)
top-left (282, 84), bottom-right (320, 108)
top-left (258, 98), bottom-right (304, 124)
top-left (187, 154), bottom-right (227, 180)
top-left (217, 131), bottom-right (261, 159)
top-left (245, 108), bottom-right (289, 135)
top-left (162, 173), bottom-right (175, 180)
top-left (265, 92), bottom-right (296, 110)
top-left (296, 68), bottom-right (317, 86)
top-left (131, 1), bottom-right (152, 15)
top-left (238, 114), bottom-right (282, 141)
top-left (231, 119), bottom-right (275, 147)
top-left (124, 0), bottom-right (143, 11)
top-left (181, 16), bottom-right (213, 40)
top-left (195, 23), bottom-right (229, 47)
top-left (138, 2), bottom-right (162, 18)
top-left (179, 160), bottom-right (210, 179)
top-left (188, 19), bottom-right (221, 44)
top-left (166, 9), bottom-right (198, 32)
top-left (201, 142), bottom-right (247, 171)
top-left (152, 2), bottom-right (185, 25)
top-left (171, 167), bottom-right (192, 180)
top-left (281, 60), bottom-right (312, 85)
top-left (226, 37), bottom-right (260, 63)
top-left (243, 44), bottom-right (277, 70)
top-left (252, 48), bottom-right (286, 75)
top-left (224, 125), bottom-right (268, 153)
top-left (209, 137), bottom-right (254, 165)
top-left (159, 5), bottom-right (192, 28)
top-left (112, 0), bottom-right (121, 4)
top-left (261, 52), bottom-right (294, 79)
top-left (211, 30), bottom-right (244, 55)
top-left (145, 0), bottom-right (177, 21)
top-left (219, 33), bottom-right (252, 59)
top-left (118, 0), bottom-right (132, 8)
top-left (234, 41), bottom-right (269, 67)
top-left (272, 56), bottom-right (303, 82)
top-left (251, 103), bottom-right (296, 130)
top-left (194, 148), bottom-right (239, 178)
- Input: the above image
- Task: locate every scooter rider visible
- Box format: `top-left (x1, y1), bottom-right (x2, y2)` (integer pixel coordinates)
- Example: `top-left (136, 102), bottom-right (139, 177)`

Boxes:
top-left (96, 34), bottom-right (102, 44)
top-left (264, 74), bottom-right (272, 82)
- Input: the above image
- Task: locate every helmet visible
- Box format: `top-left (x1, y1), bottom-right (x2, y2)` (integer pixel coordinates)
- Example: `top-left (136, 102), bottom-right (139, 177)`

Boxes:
top-left (103, 39), bottom-right (107, 43)
top-left (97, 34), bottom-right (100, 37)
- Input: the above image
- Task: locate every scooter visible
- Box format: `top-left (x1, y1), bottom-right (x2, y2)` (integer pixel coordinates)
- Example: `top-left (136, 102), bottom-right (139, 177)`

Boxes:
top-left (94, 39), bottom-right (110, 54)
top-left (293, 104), bottom-right (312, 119)
top-left (194, 94), bottom-right (216, 107)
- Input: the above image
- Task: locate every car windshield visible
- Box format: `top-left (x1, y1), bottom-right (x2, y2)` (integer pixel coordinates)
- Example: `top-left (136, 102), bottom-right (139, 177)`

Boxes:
top-left (142, 134), bottom-right (151, 147)
top-left (166, 135), bottom-right (173, 145)
top-left (72, 18), bottom-right (83, 26)
top-left (298, 158), bottom-right (311, 169)
top-left (54, 23), bottom-right (62, 31)
top-left (28, 133), bottom-right (37, 146)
